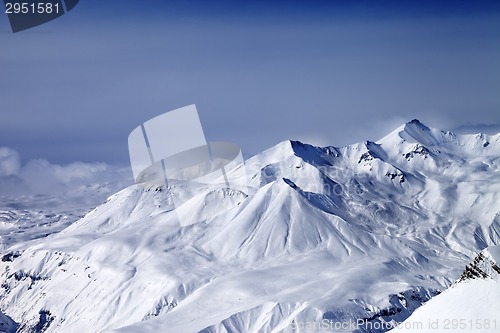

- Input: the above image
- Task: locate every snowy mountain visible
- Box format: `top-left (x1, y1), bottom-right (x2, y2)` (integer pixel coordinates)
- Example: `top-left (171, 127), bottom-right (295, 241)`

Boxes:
top-left (0, 120), bottom-right (499, 333)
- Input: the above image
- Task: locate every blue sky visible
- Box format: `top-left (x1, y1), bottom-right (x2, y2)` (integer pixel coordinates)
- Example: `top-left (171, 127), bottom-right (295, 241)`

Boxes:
top-left (1, 0), bottom-right (500, 166)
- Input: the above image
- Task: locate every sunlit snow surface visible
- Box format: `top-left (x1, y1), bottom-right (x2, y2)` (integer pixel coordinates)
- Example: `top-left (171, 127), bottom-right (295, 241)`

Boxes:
top-left (391, 245), bottom-right (500, 333)
top-left (1, 121), bottom-right (500, 332)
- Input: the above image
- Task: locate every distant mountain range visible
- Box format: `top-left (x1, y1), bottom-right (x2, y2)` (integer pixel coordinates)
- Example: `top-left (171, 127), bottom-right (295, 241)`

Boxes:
top-left (1, 120), bottom-right (499, 332)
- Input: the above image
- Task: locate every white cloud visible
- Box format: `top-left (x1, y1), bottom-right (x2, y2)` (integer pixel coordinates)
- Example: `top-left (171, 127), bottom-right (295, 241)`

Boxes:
top-left (0, 147), bottom-right (131, 196)
top-left (0, 147), bottom-right (21, 177)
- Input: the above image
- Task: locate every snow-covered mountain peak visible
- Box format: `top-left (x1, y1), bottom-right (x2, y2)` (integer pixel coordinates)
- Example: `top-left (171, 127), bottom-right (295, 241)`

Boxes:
top-left (379, 119), bottom-right (499, 157)
top-left (397, 119), bottom-right (439, 146)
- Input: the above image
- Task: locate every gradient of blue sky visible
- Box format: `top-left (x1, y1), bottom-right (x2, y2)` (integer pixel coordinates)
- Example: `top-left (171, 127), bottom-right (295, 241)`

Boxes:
top-left (1, 0), bottom-right (499, 164)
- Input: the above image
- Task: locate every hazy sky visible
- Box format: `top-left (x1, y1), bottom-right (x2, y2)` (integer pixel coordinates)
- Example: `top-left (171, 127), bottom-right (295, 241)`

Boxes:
top-left (1, 0), bottom-right (500, 166)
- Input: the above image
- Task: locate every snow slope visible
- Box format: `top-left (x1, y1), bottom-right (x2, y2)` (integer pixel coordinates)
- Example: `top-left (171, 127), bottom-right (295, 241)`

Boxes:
top-left (390, 245), bottom-right (500, 333)
top-left (0, 120), bottom-right (499, 333)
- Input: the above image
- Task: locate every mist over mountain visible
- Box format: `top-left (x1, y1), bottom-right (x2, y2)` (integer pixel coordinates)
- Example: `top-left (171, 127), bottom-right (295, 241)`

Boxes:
top-left (0, 120), bottom-right (499, 333)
